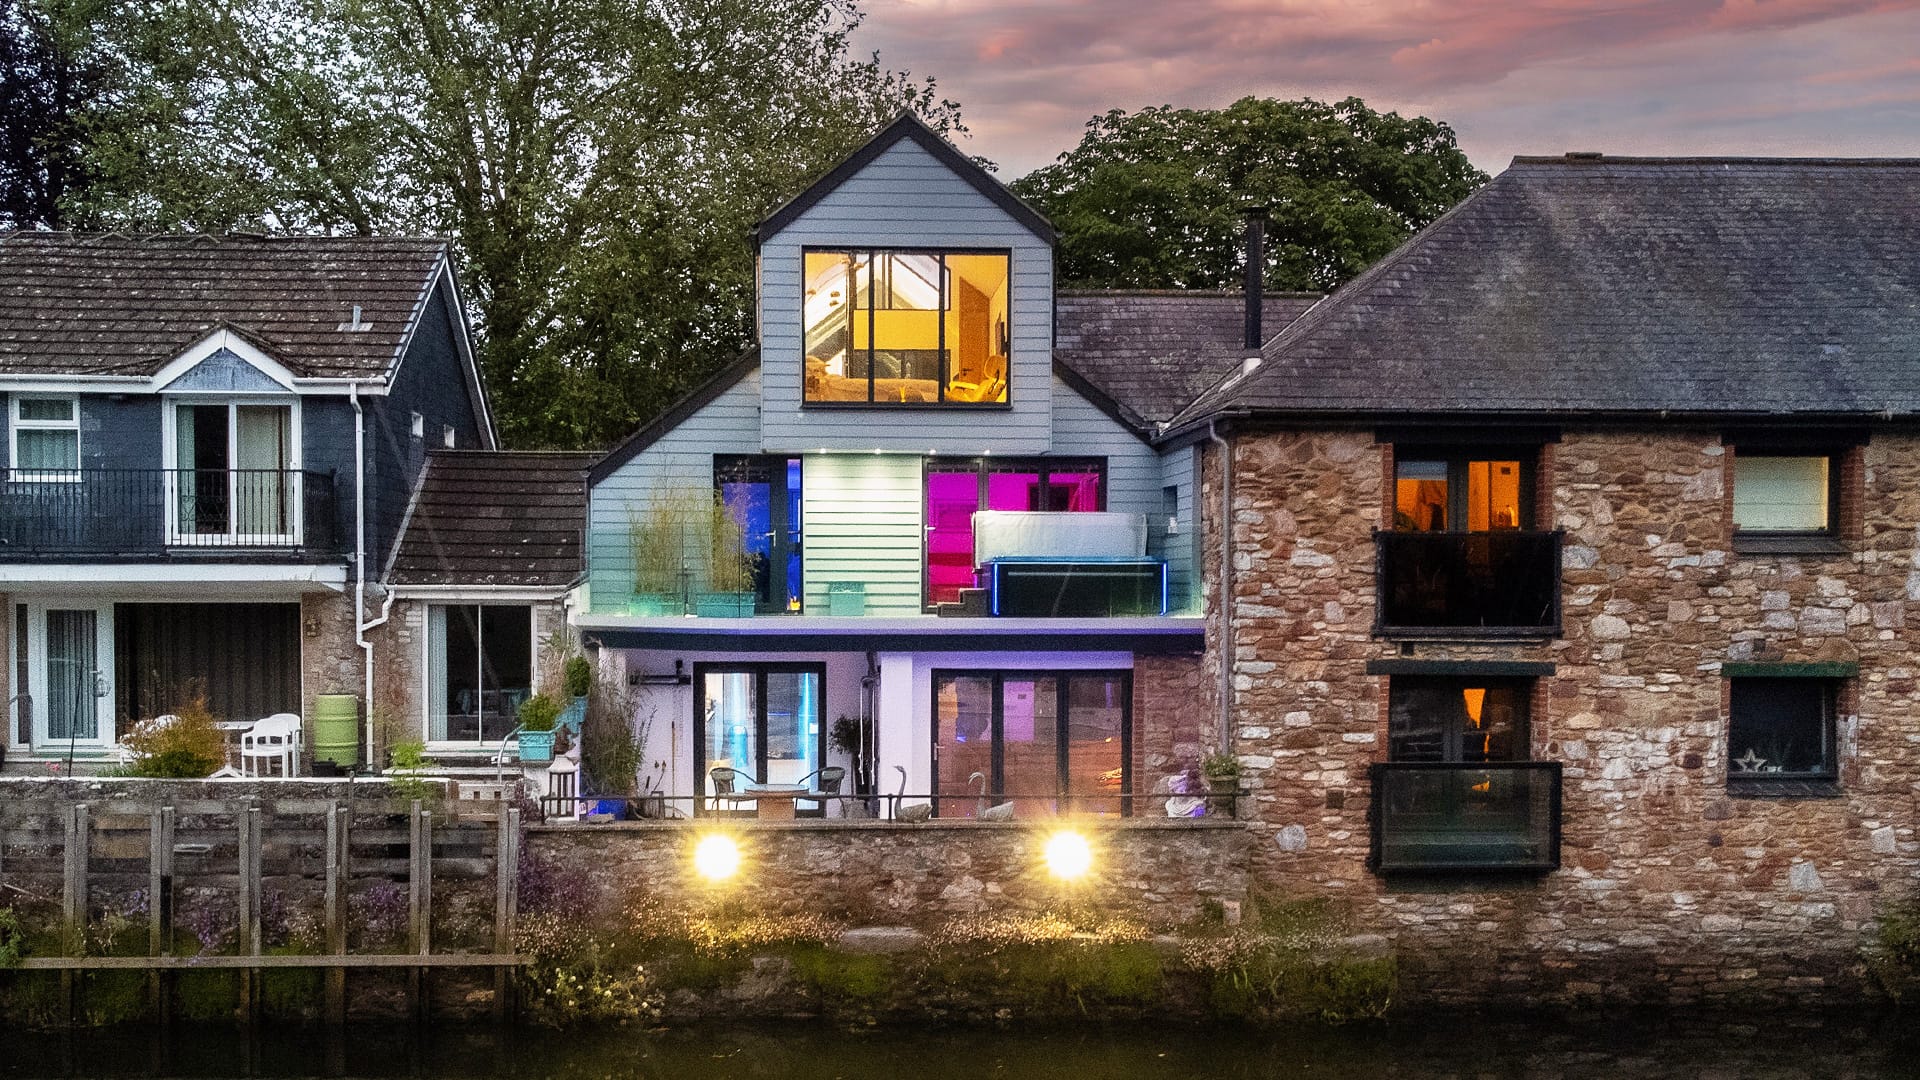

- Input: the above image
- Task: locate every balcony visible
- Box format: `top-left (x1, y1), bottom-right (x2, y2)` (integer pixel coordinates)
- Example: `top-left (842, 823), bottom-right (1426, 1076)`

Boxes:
top-left (0, 469), bottom-right (343, 560)
top-left (1374, 530), bottom-right (1562, 636)
top-left (1368, 761), bottom-right (1562, 874)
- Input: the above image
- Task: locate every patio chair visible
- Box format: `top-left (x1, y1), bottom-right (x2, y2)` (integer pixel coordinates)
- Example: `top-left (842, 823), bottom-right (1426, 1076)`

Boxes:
top-left (794, 766), bottom-right (845, 819)
top-left (239, 713), bottom-right (302, 778)
top-left (708, 766), bottom-right (748, 817)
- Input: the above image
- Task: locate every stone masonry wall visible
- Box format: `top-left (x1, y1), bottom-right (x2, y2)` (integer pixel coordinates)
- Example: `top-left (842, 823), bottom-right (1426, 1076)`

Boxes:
top-left (529, 820), bottom-right (1251, 928)
top-left (370, 597), bottom-right (574, 759)
top-left (1131, 650), bottom-right (1209, 798)
top-left (1217, 427), bottom-right (1920, 1007)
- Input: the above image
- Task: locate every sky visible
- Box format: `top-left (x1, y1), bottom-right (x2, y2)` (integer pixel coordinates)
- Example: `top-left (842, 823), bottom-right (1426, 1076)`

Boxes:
top-left (852, 0), bottom-right (1920, 178)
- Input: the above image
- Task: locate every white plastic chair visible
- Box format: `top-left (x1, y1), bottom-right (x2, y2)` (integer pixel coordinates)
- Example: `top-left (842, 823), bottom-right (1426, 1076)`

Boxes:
top-left (239, 713), bottom-right (303, 777)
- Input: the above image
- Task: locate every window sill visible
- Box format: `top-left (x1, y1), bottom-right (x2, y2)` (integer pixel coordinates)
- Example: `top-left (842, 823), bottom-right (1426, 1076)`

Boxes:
top-left (1373, 625), bottom-right (1561, 641)
top-left (1726, 778), bottom-right (1842, 799)
top-left (1731, 534), bottom-right (1847, 556)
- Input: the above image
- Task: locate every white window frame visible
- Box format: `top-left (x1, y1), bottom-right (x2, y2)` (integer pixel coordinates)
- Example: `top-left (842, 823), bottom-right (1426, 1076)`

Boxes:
top-left (10, 395), bottom-right (82, 482)
top-left (160, 396), bottom-right (305, 546)
top-left (421, 601), bottom-right (541, 750)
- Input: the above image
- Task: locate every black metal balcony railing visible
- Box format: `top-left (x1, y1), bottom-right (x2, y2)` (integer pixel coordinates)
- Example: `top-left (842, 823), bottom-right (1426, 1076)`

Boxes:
top-left (0, 469), bottom-right (342, 558)
top-left (1369, 761), bottom-right (1562, 874)
top-left (1375, 529), bottom-right (1563, 634)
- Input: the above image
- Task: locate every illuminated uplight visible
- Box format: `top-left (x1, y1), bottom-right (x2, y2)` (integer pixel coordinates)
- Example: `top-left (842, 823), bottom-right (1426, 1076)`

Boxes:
top-left (693, 834), bottom-right (741, 882)
top-left (1044, 830), bottom-right (1094, 881)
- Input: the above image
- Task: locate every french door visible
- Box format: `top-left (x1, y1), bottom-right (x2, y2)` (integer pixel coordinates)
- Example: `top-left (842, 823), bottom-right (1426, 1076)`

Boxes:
top-left (693, 663), bottom-right (824, 814)
top-left (932, 670), bottom-right (1131, 818)
top-left (168, 401), bottom-right (300, 545)
top-left (22, 601), bottom-right (115, 751)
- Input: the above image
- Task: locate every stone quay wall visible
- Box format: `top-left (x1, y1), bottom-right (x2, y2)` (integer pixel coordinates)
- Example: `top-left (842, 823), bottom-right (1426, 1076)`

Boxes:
top-left (1204, 427), bottom-right (1920, 1006)
top-left (528, 820), bottom-right (1252, 928)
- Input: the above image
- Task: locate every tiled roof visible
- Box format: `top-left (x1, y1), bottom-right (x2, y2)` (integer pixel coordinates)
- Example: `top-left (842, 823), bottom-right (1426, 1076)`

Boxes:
top-left (1173, 157), bottom-right (1920, 429)
top-left (1055, 290), bottom-right (1321, 425)
top-left (388, 451), bottom-right (595, 587)
top-left (0, 232), bottom-right (449, 378)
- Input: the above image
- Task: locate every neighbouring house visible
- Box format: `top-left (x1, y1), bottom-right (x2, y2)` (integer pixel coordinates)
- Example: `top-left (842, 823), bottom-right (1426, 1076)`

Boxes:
top-left (1160, 155), bottom-right (1920, 1000)
top-left (0, 233), bottom-right (493, 770)
top-left (375, 449), bottom-right (593, 763)
top-left (574, 114), bottom-right (1319, 819)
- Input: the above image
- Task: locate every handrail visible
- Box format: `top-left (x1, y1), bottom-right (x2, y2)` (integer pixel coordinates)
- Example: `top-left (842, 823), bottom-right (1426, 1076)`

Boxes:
top-left (0, 468), bottom-right (341, 556)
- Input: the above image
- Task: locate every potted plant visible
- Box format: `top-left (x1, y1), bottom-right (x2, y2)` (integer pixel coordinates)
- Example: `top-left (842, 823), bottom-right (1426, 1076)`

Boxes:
top-left (516, 694), bottom-right (561, 764)
top-left (829, 713), bottom-right (872, 795)
top-left (626, 495), bottom-right (694, 617)
top-left (694, 491), bottom-right (756, 617)
top-left (558, 655), bottom-right (592, 735)
top-left (1202, 749), bottom-right (1241, 817)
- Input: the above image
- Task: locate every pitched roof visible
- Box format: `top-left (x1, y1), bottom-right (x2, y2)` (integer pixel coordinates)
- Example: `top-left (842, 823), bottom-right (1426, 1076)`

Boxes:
top-left (0, 232), bottom-right (450, 378)
top-left (1172, 156), bottom-right (1920, 431)
top-left (387, 451), bottom-right (595, 588)
top-left (1054, 290), bottom-right (1321, 425)
top-left (754, 112), bottom-right (1054, 248)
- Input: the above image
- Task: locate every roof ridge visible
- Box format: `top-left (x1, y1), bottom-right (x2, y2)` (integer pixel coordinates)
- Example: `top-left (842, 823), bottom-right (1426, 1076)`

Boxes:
top-left (1057, 288), bottom-right (1324, 299)
top-left (1510, 154), bottom-right (1920, 167)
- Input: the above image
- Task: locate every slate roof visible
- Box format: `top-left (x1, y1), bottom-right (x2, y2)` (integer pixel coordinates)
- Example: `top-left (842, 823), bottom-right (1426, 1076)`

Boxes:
top-left (0, 232), bottom-right (450, 378)
top-left (1054, 290), bottom-right (1321, 425)
top-left (1171, 156), bottom-right (1920, 431)
top-left (388, 451), bottom-right (595, 588)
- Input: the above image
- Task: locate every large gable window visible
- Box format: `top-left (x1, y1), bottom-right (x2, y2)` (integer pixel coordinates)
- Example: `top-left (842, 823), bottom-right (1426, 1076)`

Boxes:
top-left (803, 249), bottom-right (1010, 405)
top-left (12, 396), bottom-right (80, 480)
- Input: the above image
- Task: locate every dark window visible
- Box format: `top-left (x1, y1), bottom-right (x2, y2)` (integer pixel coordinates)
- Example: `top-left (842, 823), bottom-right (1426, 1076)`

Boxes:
top-left (428, 604), bottom-right (532, 744)
top-left (1728, 678), bottom-right (1836, 780)
top-left (803, 249), bottom-right (1011, 405)
top-left (1389, 678), bottom-right (1530, 762)
top-left (1732, 453), bottom-right (1835, 535)
top-left (923, 457), bottom-right (1105, 607)
top-left (1393, 453), bottom-right (1530, 532)
top-left (693, 663), bottom-right (825, 814)
top-left (714, 455), bottom-right (803, 613)
top-left (932, 670), bottom-right (1130, 817)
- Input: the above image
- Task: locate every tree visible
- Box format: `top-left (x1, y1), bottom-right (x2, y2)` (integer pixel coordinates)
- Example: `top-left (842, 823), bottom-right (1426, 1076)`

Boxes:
top-left (0, 0), bottom-right (115, 229)
top-left (1010, 97), bottom-right (1486, 293)
top-left (73, 0), bottom-right (961, 449)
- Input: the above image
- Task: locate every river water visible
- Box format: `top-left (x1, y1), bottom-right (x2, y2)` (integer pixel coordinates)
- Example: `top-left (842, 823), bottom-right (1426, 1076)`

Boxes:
top-left (4, 1014), bottom-right (1918, 1079)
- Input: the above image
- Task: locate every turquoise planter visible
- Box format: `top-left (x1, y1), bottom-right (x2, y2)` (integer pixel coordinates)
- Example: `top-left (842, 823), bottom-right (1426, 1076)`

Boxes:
top-left (628, 593), bottom-right (681, 617)
top-left (518, 729), bottom-right (556, 764)
top-left (695, 591), bottom-right (755, 617)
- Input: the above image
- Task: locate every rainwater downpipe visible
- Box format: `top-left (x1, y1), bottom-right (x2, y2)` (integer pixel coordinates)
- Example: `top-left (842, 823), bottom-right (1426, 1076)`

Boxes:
top-left (347, 381), bottom-right (395, 766)
top-left (1208, 418), bottom-right (1234, 750)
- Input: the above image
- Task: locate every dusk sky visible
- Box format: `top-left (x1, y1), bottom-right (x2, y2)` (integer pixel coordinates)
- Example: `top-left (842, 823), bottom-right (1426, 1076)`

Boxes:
top-left (853, 0), bottom-right (1920, 177)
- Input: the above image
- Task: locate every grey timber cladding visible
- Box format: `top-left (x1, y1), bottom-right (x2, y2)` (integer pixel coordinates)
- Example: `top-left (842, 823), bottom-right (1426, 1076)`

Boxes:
top-left (1050, 375), bottom-right (1183, 606)
top-left (588, 366), bottom-right (764, 609)
top-left (757, 137), bottom-right (1055, 454)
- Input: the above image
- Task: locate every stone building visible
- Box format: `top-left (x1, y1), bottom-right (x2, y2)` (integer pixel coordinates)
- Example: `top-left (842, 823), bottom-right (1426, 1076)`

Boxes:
top-left (1159, 155), bottom-right (1920, 1004)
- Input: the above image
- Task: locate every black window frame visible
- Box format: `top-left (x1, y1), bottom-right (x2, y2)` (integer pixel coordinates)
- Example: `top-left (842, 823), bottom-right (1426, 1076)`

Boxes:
top-left (928, 668), bottom-right (1133, 817)
top-left (1387, 675), bottom-right (1534, 764)
top-left (1726, 676), bottom-right (1840, 788)
top-left (713, 454), bottom-right (804, 615)
top-left (691, 661), bottom-right (828, 816)
top-left (800, 246), bottom-right (1015, 408)
top-left (1391, 447), bottom-right (1536, 533)
top-left (921, 456), bottom-right (1107, 610)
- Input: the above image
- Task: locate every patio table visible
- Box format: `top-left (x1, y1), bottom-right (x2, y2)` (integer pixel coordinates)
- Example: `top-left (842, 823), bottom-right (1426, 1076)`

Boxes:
top-left (739, 783), bottom-right (809, 820)
top-left (213, 720), bottom-right (255, 777)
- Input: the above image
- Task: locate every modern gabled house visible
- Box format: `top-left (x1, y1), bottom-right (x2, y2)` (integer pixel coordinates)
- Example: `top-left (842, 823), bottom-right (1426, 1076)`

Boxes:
top-left (574, 115), bottom-right (1320, 817)
top-left (1163, 155), bottom-right (1920, 999)
top-left (0, 232), bottom-right (493, 767)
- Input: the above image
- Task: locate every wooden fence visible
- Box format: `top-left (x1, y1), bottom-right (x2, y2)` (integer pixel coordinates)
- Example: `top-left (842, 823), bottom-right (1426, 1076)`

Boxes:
top-left (0, 795), bottom-right (523, 1027)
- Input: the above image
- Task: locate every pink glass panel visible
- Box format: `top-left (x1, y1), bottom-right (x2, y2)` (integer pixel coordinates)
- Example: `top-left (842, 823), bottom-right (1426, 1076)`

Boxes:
top-left (986, 470), bottom-right (1043, 511)
top-left (925, 472), bottom-right (979, 605)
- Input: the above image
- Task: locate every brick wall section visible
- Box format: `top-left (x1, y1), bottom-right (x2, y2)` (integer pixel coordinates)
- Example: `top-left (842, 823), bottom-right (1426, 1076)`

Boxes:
top-left (1131, 651), bottom-right (1207, 795)
top-left (1221, 427), bottom-right (1920, 1006)
top-left (529, 820), bottom-right (1251, 927)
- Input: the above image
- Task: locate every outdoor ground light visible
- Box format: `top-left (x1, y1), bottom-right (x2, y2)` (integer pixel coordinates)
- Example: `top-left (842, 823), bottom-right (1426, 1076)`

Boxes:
top-left (1044, 829), bottom-right (1094, 881)
top-left (693, 833), bottom-right (741, 882)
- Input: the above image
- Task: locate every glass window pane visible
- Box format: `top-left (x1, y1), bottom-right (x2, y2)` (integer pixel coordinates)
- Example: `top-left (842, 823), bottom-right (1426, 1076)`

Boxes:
top-left (1467, 460), bottom-right (1523, 531)
top-left (935, 674), bottom-right (996, 814)
top-left (1000, 676), bottom-right (1058, 818)
top-left (1734, 456), bottom-right (1829, 531)
top-left (18, 398), bottom-right (73, 422)
top-left (1065, 674), bottom-right (1126, 815)
top-left (703, 672), bottom-right (759, 795)
top-left (764, 670), bottom-right (821, 786)
top-left (804, 251), bottom-right (863, 401)
top-left (784, 458), bottom-right (803, 611)
top-left (1390, 679), bottom-right (1528, 763)
top-left (926, 470), bottom-right (980, 605)
top-left (45, 609), bottom-right (99, 741)
top-left (479, 606), bottom-right (531, 741)
top-left (1729, 678), bottom-right (1832, 777)
top-left (945, 254), bottom-right (1009, 403)
top-left (1395, 460), bottom-right (1449, 531)
top-left (986, 469), bottom-right (1044, 511)
top-left (16, 429), bottom-right (77, 470)
top-left (435, 605), bottom-right (480, 743)
top-left (718, 457), bottom-right (774, 610)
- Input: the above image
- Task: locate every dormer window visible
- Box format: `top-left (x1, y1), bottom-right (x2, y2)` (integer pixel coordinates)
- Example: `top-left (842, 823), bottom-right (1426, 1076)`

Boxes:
top-left (803, 249), bottom-right (1011, 406)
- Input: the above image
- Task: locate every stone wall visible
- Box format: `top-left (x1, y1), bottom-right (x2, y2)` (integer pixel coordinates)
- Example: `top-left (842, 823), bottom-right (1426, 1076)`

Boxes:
top-left (1131, 650), bottom-right (1209, 796)
top-left (1215, 426), bottom-right (1920, 1006)
top-left (369, 596), bottom-right (572, 760)
top-left (528, 820), bottom-right (1251, 927)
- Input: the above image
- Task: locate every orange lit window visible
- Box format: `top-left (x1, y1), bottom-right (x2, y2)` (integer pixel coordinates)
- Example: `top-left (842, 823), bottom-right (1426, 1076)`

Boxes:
top-left (1393, 455), bottom-right (1527, 532)
top-left (804, 249), bottom-right (1011, 405)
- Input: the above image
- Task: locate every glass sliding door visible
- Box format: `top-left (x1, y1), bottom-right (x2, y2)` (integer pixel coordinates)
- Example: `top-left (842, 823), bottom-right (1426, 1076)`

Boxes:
top-left (427, 604), bottom-right (532, 744)
top-left (235, 405), bottom-right (294, 537)
top-left (932, 670), bottom-right (1132, 818)
top-left (694, 664), bottom-right (824, 815)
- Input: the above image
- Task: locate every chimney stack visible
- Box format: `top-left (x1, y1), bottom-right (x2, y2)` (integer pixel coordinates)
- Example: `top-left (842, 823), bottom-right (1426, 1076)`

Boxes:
top-left (1242, 207), bottom-right (1268, 350)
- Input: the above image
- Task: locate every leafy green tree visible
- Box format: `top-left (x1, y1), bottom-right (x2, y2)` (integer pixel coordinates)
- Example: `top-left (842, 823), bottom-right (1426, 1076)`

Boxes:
top-left (73, 0), bottom-right (959, 449)
top-left (1010, 97), bottom-right (1485, 293)
top-left (0, 0), bottom-right (114, 228)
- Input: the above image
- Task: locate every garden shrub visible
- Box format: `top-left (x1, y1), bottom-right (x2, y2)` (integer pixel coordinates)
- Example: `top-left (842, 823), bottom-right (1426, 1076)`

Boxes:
top-left (120, 696), bottom-right (225, 778)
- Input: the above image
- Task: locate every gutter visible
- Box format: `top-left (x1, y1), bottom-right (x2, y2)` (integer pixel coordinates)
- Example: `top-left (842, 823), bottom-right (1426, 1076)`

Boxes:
top-left (1208, 418), bottom-right (1234, 751)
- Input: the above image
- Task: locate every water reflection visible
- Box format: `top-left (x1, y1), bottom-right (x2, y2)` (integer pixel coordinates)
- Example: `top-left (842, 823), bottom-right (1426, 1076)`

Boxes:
top-left (5, 1014), bottom-right (1919, 1080)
